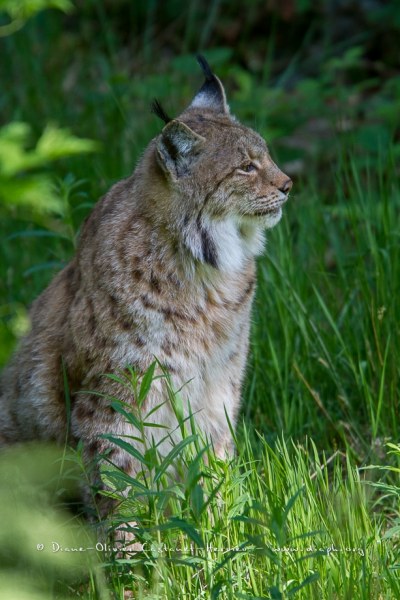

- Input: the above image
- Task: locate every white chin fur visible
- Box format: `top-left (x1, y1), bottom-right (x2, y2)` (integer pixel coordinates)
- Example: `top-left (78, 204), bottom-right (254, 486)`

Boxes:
top-left (260, 207), bottom-right (282, 229)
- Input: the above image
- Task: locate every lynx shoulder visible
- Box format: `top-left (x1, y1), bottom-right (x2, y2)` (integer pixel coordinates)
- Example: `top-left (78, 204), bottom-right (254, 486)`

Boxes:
top-left (0, 57), bottom-right (292, 513)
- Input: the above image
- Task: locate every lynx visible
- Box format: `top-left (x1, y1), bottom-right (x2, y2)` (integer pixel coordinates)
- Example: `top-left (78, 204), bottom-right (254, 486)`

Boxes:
top-left (0, 57), bottom-right (292, 522)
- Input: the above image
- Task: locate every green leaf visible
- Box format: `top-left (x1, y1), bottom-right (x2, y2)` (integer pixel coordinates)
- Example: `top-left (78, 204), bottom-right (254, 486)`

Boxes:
top-left (0, 122), bottom-right (98, 215)
top-left (154, 434), bottom-right (198, 482)
top-left (167, 517), bottom-right (204, 548)
top-left (110, 400), bottom-right (142, 431)
top-left (36, 125), bottom-right (99, 160)
top-left (0, 175), bottom-right (63, 213)
top-left (0, 0), bottom-right (73, 37)
top-left (287, 572), bottom-right (320, 597)
top-left (99, 434), bottom-right (147, 466)
top-left (138, 361), bottom-right (157, 406)
top-left (190, 484), bottom-right (204, 521)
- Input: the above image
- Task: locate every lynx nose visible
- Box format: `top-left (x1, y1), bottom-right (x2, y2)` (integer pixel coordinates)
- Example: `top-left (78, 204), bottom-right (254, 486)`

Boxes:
top-left (279, 178), bottom-right (293, 194)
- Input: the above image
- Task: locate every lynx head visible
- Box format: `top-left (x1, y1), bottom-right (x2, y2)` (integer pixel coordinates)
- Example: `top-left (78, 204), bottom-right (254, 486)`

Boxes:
top-left (151, 56), bottom-right (292, 271)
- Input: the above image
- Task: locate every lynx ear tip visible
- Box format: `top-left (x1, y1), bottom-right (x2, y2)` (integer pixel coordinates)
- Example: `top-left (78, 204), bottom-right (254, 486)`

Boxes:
top-left (196, 54), bottom-right (214, 81)
top-left (151, 98), bottom-right (172, 125)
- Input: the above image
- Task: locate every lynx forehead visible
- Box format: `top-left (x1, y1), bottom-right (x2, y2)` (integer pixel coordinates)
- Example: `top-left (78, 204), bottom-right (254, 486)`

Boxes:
top-left (0, 56), bottom-right (292, 531)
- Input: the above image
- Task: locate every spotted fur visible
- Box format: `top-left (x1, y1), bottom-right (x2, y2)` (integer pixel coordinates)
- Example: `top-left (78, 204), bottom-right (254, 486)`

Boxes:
top-left (0, 57), bottom-right (292, 520)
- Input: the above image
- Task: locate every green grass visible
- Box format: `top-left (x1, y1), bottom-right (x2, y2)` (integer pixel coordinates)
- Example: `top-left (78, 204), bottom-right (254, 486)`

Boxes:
top-left (247, 149), bottom-right (400, 452)
top-left (1, 406), bottom-right (399, 599)
top-left (1, 3), bottom-right (400, 599)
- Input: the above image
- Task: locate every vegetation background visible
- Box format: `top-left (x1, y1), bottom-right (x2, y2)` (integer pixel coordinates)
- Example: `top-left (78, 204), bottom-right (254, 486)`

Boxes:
top-left (0, 1), bottom-right (399, 598)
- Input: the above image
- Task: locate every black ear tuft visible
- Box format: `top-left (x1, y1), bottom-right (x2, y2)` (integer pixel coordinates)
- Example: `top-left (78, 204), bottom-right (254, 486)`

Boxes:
top-left (151, 99), bottom-right (172, 124)
top-left (190, 55), bottom-right (229, 114)
top-left (196, 55), bottom-right (214, 82)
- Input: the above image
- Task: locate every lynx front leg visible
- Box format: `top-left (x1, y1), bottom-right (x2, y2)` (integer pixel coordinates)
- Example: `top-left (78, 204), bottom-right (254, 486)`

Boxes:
top-left (71, 390), bottom-right (145, 553)
top-left (212, 381), bottom-right (240, 460)
top-left (200, 371), bottom-right (242, 461)
top-left (71, 373), bottom-right (177, 554)
top-left (204, 340), bottom-right (249, 460)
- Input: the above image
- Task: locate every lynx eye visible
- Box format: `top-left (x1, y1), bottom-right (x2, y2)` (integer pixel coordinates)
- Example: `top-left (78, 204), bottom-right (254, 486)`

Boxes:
top-left (241, 163), bottom-right (257, 173)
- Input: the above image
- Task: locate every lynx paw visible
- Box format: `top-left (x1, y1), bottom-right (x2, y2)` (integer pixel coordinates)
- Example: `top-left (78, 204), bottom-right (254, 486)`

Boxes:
top-left (114, 522), bottom-right (143, 557)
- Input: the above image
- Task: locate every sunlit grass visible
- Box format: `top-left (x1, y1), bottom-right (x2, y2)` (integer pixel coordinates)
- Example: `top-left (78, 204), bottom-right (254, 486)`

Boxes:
top-left (10, 367), bottom-right (388, 599)
top-left (84, 383), bottom-right (399, 598)
top-left (1, 425), bottom-right (398, 598)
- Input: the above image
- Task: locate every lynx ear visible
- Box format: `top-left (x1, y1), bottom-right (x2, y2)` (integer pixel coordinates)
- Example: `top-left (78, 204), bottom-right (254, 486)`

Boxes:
top-left (189, 55), bottom-right (229, 114)
top-left (156, 119), bottom-right (205, 178)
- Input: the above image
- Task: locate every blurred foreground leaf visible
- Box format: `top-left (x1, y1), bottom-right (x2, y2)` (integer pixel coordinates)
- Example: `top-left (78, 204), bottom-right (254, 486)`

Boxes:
top-left (0, 122), bottom-right (98, 214)
top-left (0, 0), bottom-right (73, 36)
top-left (0, 443), bottom-right (100, 599)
